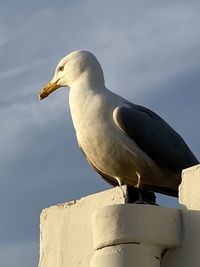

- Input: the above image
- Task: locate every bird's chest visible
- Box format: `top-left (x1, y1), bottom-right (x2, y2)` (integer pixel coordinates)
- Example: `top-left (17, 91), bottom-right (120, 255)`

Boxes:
top-left (77, 114), bottom-right (139, 180)
top-left (69, 93), bottom-right (122, 165)
top-left (75, 106), bottom-right (117, 160)
top-left (69, 89), bottom-right (143, 177)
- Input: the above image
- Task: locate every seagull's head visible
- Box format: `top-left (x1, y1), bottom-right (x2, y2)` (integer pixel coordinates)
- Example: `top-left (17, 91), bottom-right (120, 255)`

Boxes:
top-left (39, 50), bottom-right (104, 100)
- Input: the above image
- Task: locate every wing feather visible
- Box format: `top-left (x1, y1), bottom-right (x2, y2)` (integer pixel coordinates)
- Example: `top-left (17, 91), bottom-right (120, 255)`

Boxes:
top-left (113, 105), bottom-right (198, 173)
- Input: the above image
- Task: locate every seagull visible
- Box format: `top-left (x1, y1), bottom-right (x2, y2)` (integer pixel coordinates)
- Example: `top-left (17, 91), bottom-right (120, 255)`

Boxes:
top-left (39, 50), bottom-right (198, 198)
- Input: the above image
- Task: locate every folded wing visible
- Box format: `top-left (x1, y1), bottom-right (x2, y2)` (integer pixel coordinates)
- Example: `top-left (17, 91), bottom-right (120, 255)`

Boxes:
top-left (113, 104), bottom-right (198, 173)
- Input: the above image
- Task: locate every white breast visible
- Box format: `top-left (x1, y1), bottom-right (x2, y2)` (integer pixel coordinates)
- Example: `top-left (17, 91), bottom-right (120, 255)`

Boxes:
top-left (68, 85), bottom-right (156, 182)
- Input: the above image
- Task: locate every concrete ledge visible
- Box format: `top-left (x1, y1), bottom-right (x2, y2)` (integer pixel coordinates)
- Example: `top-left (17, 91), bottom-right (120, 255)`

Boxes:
top-left (92, 204), bottom-right (181, 249)
top-left (38, 164), bottom-right (200, 267)
top-left (38, 186), bottom-right (126, 267)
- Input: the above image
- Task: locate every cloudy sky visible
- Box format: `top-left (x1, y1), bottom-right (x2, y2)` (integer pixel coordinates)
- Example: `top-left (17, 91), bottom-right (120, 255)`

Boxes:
top-left (1, 1), bottom-right (200, 266)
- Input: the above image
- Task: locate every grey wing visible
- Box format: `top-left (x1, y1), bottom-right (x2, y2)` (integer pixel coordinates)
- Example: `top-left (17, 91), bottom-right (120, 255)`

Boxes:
top-left (113, 105), bottom-right (199, 173)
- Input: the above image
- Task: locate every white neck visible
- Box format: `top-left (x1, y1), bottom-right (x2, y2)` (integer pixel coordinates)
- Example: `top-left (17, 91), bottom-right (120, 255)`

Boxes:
top-left (68, 74), bottom-right (107, 129)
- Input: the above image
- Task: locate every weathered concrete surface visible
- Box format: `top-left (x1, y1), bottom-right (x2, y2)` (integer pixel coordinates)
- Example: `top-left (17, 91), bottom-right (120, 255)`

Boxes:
top-left (91, 204), bottom-right (181, 267)
top-left (38, 187), bottom-right (127, 267)
top-left (91, 244), bottom-right (162, 267)
top-left (92, 204), bottom-right (181, 249)
top-left (162, 164), bottom-right (200, 267)
top-left (38, 164), bottom-right (200, 267)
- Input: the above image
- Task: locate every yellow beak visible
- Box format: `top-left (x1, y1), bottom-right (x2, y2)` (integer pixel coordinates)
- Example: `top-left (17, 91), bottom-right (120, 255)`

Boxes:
top-left (39, 79), bottom-right (60, 100)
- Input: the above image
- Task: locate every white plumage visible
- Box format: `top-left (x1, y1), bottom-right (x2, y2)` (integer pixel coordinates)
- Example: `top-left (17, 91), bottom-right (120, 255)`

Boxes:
top-left (39, 50), bottom-right (198, 197)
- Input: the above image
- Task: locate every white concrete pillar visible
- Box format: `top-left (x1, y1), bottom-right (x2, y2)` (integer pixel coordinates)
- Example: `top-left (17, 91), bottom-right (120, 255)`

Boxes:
top-left (38, 164), bottom-right (200, 267)
top-left (162, 164), bottom-right (200, 267)
top-left (91, 204), bottom-right (181, 267)
top-left (38, 187), bottom-right (127, 267)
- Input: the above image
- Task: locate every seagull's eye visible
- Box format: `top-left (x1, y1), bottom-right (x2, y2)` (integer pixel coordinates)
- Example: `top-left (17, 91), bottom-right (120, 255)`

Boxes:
top-left (58, 66), bottom-right (64, 71)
